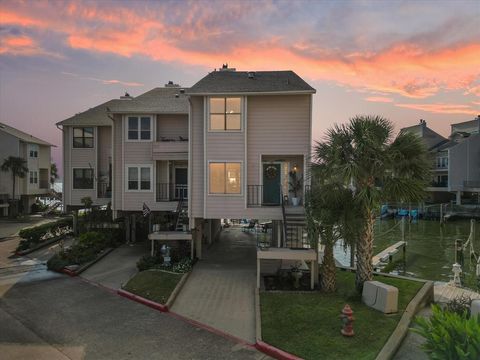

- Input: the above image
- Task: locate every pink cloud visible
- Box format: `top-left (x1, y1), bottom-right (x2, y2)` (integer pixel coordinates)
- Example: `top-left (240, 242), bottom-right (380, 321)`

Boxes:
top-left (365, 96), bottom-right (394, 103)
top-left (61, 72), bottom-right (144, 87)
top-left (395, 103), bottom-right (479, 115)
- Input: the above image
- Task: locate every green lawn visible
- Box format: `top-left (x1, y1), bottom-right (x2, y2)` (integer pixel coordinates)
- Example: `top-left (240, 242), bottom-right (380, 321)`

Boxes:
top-left (260, 271), bottom-right (424, 360)
top-left (123, 270), bottom-right (183, 304)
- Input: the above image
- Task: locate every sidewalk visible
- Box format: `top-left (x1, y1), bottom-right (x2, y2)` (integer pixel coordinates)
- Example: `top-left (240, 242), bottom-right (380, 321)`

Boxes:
top-left (171, 228), bottom-right (257, 343)
top-left (80, 242), bottom-right (149, 289)
top-left (393, 307), bottom-right (431, 360)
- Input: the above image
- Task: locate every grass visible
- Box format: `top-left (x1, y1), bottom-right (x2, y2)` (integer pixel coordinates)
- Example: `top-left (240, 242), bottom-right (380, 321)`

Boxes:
top-left (260, 271), bottom-right (424, 360)
top-left (123, 270), bottom-right (183, 304)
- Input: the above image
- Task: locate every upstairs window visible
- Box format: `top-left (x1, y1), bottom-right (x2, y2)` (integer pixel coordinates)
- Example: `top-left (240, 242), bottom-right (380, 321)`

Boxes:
top-left (209, 162), bottom-right (241, 194)
top-left (29, 171), bottom-right (38, 184)
top-left (73, 127), bottom-right (94, 148)
top-left (209, 97), bottom-right (241, 131)
top-left (128, 116), bottom-right (151, 140)
top-left (73, 168), bottom-right (94, 189)
top-left (29, 150), bottom-right (38, 157)
top-left (127, 165), bottom-right (152, 191)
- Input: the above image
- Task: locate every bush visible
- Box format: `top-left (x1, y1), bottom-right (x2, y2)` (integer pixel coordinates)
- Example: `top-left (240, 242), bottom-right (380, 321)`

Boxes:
top-left (137, 255), bottom-right (163, 272)
top-left (47, 254), bottom-right (69, 271)
top-left (413, 304), bottom-right (480, 359)
top-left (17, 218), bottom-right (73, 251)
top-left (171, 257), bottom-right (193, 273)
top-left (446, 295), bottom-right (472, 317)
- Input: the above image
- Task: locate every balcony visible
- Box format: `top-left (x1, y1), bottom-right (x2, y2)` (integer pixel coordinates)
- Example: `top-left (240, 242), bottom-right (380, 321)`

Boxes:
top-left (464, 181), bottom-right (480, 189)
top-left (152, 139), bottom-right (188, 161)
top-left (156, 183), bottom-right (188, 202)
top-left (430, 181), bottom-right (448, 188)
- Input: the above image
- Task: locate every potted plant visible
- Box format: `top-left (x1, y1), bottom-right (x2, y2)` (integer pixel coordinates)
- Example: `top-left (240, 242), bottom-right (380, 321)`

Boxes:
top-left (290, 263), bottom-right (303, 289)
top-left (289, 170), bottom-right (303, 206)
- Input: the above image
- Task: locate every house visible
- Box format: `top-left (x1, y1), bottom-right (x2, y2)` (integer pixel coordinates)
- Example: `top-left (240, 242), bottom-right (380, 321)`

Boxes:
top-left (0, 122), bottom-right (54, 215)
top-left (401, 116), bottom-right (480, 205)
top-left (58, 68), bottom-right (316, 262)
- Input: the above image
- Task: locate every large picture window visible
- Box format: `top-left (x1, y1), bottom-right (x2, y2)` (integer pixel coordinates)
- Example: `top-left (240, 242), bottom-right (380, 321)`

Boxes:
top-left (127, 116), bottom-right (151, 140)
top-left (209, 97), bottom-right (241, 131)
top-left (127, 165), bottom-right (152, 191)
top-left (73, 127), bottom-right (94, 148)
top-left (209, 162), bottom-right (241, 194)
top-left (73, 168), bottom-right (94, 189)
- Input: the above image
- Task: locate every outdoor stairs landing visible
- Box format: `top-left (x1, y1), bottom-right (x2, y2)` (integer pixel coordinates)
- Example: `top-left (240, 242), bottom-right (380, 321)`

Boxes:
top-left (175, 200), bottom-right (188, 231)
top-left (284, 207), bottom-right (308, 248)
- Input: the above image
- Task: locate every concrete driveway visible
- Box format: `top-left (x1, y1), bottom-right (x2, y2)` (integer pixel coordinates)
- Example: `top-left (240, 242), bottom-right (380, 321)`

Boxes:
top-left (171, 228), bottom-right (257, 343)
top-left (0, 274), bottom-right (268, 359)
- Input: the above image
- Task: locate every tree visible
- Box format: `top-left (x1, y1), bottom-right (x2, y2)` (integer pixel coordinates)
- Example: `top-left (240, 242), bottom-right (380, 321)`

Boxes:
top-left (1, 156), bottom-right (28, 202)
top-left (313, 116), bottom-right (430, 292)
top-left (50, 163), bottom-right (58, 187)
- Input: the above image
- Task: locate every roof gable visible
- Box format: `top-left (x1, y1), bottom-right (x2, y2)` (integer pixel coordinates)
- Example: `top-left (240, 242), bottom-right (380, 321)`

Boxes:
top-left (0, 122), bottom-right (54, 146)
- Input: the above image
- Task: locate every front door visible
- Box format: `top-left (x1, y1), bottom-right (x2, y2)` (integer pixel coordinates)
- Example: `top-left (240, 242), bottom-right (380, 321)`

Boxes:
top-left (174, 168), bottom-right (188, 199)
top-left (262, 163), bottom-right (281, 205)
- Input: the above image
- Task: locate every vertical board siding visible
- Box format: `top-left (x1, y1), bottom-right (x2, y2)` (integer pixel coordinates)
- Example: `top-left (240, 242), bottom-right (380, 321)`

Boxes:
top-left (247, 95), bottom-right (311, 186)
top-left (190, 97), bottom-right (204, 217)
top-left (113, 116), bottom-right (123, 210)
top-left (157, 114), bottom-right (188, 140)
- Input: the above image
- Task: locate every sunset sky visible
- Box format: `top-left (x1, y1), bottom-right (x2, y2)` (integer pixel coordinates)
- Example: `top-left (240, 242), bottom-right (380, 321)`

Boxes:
top-left (0, 0), bottom-right (479, 177)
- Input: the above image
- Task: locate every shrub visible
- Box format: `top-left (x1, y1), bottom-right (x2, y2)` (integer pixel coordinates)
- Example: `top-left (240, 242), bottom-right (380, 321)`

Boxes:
top-left (413, 304), bottom-right (480, 359)
top-left (47, 254), bottom-right (69, 271)
top-left (17, 218), bottom-right (73, 251)
top-left (446, 295), bottom-right (472, 318)
top-left (137, 255), bottom-right (163, 272)
top-left (171, 257), bottom-right (193, 273)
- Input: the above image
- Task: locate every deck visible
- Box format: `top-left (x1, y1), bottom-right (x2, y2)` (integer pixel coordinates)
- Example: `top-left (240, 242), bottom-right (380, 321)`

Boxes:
top-left (434, 283), bottom-right (480, 303)
top-left (372, 241), bottom-right (406, 268)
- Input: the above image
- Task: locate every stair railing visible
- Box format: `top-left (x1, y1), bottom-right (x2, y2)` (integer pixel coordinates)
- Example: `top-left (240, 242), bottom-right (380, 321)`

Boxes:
top-left (280, 188), bottom-right (288, 248)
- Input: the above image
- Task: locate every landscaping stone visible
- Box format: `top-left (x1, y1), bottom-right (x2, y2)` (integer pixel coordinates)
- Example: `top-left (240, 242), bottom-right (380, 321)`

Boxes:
top-left (471, 299), bottom-right (480, 317)
top-left (362, 280), bottom-right (398, 313)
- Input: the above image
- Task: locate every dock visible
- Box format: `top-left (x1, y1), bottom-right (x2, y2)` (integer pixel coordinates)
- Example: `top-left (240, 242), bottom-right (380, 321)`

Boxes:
top-left (434, 282), bottom-right (480, 303)
top-left (372, 241), bottom-right (406, 268)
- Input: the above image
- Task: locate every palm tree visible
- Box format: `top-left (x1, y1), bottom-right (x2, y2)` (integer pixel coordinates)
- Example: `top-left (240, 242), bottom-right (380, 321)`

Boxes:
top-left (50, 163), bottom-right (58, 187)
top-left (314, 116), bottom-right (430, 292)
top-left (1, 156), bottom-right (28, 201)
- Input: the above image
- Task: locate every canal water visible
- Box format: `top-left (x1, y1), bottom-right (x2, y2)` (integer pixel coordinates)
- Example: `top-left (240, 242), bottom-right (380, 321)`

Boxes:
top-left (334, 218), bottom-right (480, 289)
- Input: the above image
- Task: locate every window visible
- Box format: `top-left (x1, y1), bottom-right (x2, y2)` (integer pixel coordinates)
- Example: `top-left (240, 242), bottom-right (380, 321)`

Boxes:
top-left (209, 162), bottom-right (241, 194)
top-left (73, 127), bottom-right (94, 148)
top-left (73, 168), bottom-right (94, 189)
top-left (127, 166), bottom-right (152, 191)
top-left (29, 171), bottom-right (38, 184)
top-left (29, 150), bottom-right (38, 157)
top-left (127, 116), bottom-right (151, 140)
top-left (437, 156), bottom-right (448, 169)
top-left (209, 97), bottom-right (241, 131)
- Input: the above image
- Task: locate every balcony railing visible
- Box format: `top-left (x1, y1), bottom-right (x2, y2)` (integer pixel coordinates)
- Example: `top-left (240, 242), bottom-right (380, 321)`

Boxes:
top-left (430, 181), bottom-right (448, 188)
top-left (247, 185), bottom-right (283, 206)
top-left (464, 181), bottom-right (480, 188)
top-left (97, 181), bottom-right (111, 198)
top-left (156, 183), bottom-right (188, 202)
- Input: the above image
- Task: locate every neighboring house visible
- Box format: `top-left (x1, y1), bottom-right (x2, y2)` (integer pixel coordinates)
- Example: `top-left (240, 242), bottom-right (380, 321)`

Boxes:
top-left (58, 68), bottom-right (315, 259)
top-left (401, 116), bottom-right (480, 204)
top-left (0, 122), bottom-right (53, 215)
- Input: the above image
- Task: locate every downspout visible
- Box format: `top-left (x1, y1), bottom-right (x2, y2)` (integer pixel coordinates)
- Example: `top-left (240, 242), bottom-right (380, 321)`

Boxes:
top-left (56, 124), bottom-right (66, 214)
top-left (107, 114), bottom-right (115, 220)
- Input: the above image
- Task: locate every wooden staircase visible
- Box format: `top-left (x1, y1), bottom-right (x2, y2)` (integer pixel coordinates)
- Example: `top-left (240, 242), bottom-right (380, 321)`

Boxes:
top-left (175, 198), bottom-right (189, 231)
top-left (282, 205), bottom-right (309, 248)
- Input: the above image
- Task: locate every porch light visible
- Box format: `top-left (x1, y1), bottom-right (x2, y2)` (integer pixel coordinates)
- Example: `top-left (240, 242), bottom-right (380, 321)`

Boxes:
top-left (292, 164), bottom-right (298, 173)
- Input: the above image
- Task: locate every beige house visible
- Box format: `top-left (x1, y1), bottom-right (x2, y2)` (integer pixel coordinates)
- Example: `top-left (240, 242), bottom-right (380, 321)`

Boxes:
top-left (58, 69), bottom-right (316, 260)
top-left (401, 117), bottom-right (480, 204)
top-left (0, 122), bottom-right (53, 215)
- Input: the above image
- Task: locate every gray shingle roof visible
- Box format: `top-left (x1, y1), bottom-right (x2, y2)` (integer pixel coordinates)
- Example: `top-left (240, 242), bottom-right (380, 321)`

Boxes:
top-left (188, 70), bottom-right (316, 94)
top-left (0, 122), bottom-right (54, 146)
top-left (107, 87), bottom-right (189, 114)
top-left (57, 99), bottom-right (121, 126)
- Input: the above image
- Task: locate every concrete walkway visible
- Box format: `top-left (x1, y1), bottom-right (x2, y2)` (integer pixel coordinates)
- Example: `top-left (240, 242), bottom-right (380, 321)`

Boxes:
top-left (172, 228), bottom-right (257, 343)
top-left (81, 242), bottom-right (150, 290)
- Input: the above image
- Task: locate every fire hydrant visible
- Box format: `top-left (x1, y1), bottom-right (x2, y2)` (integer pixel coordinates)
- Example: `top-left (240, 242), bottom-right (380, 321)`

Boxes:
top-left (340, 304), bottom-right (355, 337)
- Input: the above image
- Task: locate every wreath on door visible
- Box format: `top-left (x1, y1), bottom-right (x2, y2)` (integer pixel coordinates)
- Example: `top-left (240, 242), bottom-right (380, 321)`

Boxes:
top-left (265, 165), bottom-right (278, 179)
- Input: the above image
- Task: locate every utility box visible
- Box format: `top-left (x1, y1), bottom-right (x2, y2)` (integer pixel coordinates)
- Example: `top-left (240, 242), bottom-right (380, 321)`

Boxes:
top-left (471, 299), bottom-right (480, 317)
top-left (362, 280), bottom-right (398, 314)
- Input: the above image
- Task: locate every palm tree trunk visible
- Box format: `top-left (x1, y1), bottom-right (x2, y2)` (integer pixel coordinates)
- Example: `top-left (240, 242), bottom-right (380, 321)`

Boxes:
top-left (355, 211), bottom-right (375, 292)
top-left (12, 173), bottom-right (16, 200)
top-left (321, 241), bottom-right (336, 292)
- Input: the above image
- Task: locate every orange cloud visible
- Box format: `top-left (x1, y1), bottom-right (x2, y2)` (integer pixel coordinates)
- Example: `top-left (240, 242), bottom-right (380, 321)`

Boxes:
top-left (1, 3), bottom-right (479, 102)
top-left (0, 35), bottom-right (49, 56)
top-left (61, 72), bottom-right (143, 87)
top-left (395, 103), bottom-right (479, 115)
top-left (365, 97), bottom-right (394, 103)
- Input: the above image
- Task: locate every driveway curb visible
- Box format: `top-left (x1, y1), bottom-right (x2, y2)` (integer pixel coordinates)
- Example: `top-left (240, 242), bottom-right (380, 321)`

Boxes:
top-left (166, 270), bottom-right (191, 309)
top-left (58, 248), bottom-right (114, 277)
top-left (375, 280), bottom-right (434, 360)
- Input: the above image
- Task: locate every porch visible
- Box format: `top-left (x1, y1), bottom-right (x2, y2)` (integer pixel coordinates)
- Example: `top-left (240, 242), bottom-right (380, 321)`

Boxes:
top-left (155, 160), bottom-right (188, 202)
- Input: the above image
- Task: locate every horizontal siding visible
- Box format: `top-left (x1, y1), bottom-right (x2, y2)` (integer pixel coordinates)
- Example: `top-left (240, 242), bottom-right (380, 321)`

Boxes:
top-left (190, 97), bottom-right (204, 217)
top-left (0, 130), bottom-right (19, 197)
top-left (113, 115), bottom-right (123, 210)
top-left (97, 126), bottom-right (111, 178)
top-left (156, 114), bottom-right (188, 140)
top-left (247, 95), bottom-right (311, 186)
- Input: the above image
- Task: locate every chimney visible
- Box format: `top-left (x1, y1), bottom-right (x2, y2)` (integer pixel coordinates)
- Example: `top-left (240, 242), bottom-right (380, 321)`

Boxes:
top-left (247, 71), bottom-right (255, 79)
top-left (165, 81), bottom-right (180, 88)
top-left (219, 63), bottom-right (236, 72)
top-left (120, 92), bottom-right (133, 100)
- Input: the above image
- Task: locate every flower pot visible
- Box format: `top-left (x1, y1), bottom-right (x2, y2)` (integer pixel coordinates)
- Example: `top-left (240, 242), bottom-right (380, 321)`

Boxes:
top-left (292, 270), bottom-right (303, 289)
top-left (291, 197), bottom-right (301, 206)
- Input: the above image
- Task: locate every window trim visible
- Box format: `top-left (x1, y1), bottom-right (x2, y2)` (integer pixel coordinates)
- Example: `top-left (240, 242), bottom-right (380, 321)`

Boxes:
top-left (125, 115), bottom-right (153, 142)
top-left (29, 170), bottom-right (38, 184)
top-left (72, 127), bottom-right (95, 149)
top-left (208, 97), bottom-right (243, 132)
top-left (72, 167), bottom-right (95, 190)
top-left (125, 164), bottom-right (153, 192)
top-left (207, 160), bottom-right (243, 196)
